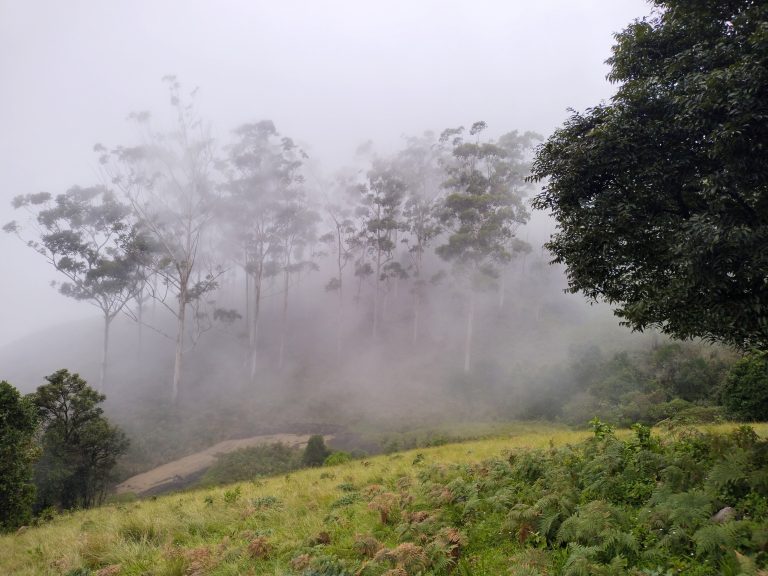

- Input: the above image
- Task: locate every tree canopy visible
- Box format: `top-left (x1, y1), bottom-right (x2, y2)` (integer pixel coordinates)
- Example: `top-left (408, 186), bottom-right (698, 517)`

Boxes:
top-left (531, 0), bottom-right (768, 350)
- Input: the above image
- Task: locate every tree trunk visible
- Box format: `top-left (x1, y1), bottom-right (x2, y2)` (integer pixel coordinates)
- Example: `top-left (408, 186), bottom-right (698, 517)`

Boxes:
top-left (172, 288), bottom-right (186, 404)
top-left (412, 291), bottom-right (420, 346)
top-left (249, 278), bottom-right (261, 384)
top-left (99, 315), bottom-right (112, 392)
top-left (373, 246), bottom-right (381, 338)
top-left (278, 269), bottom-right (289, 370)
top-left (464, 291), bottom-right (475, 374)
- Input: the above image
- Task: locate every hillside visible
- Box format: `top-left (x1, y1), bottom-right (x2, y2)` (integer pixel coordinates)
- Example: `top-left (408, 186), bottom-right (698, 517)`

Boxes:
top-left (2, 422), bottom-right (768, 576)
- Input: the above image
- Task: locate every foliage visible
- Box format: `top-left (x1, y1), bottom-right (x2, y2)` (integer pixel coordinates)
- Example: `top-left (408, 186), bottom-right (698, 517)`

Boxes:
top-left (719, 351), bottom-right (768, 420)
top-left (0, 381), bottom-right (38, 531)
top-left (31, 369), bottom-right (129, 511)
top-left (531, 0), bottom-right (768, 350)
top-left (199, 443), bottom-right (302, 486)
top-left (303, 435), bottom-right (332, 467)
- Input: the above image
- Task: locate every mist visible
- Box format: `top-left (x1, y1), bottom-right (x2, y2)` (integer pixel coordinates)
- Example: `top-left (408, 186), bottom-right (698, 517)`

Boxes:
top-left (0, 1), bottom-right (658, 473)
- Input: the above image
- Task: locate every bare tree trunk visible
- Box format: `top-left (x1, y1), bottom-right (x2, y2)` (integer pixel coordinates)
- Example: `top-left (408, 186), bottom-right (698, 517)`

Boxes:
top-left (464, 291), bottom-right (475, 374)
top-left (99, 315), bottom-right (112, 392)
top-left (278, 269), bottom-right (289, 370)
top-left (172, 288), bottom-right (186, 404)
top-left (412, 291), bottom-right (420, 346)
top-left (137, 289), bottom-right (143, 371)
top-left (373, 247), bottom-right (381, 338)
top-left (249, 278), bottom-right (261, 384)
top-left (498, 274), bottom-right (506, 310)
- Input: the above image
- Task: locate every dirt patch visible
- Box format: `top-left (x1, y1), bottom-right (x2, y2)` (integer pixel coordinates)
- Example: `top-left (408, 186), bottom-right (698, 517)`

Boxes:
top-left (116, 433), bottom-right (326, 496)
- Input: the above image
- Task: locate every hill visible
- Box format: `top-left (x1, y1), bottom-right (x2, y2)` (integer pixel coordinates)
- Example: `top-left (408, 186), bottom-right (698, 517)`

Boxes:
top-left (2, 422), bottom-right (768, 575)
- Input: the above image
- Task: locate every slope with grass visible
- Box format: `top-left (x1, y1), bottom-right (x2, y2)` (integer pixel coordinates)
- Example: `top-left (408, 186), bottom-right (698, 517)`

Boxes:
top-left (2, 422), bottom-right (767, 576)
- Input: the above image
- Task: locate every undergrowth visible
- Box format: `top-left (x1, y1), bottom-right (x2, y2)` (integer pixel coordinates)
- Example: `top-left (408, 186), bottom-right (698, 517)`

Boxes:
top-left (2, 423), bottom-right (767, 575)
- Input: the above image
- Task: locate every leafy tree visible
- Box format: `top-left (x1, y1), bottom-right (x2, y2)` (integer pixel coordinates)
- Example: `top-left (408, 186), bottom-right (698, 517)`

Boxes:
top-left (530, 0), bottom-right (768, 350)
top-left (32, 369), bottom-right (128, 510)
top-left (0, 381), bottom-right (38, 531)
top-left (436, 122), bottom-right (530, 372)
top-left (719, 351), bottom-right (768, 421)
top-left (101, 76), bottom-right (223, 402)
top-left (4, 186), bottom-right (147, 390)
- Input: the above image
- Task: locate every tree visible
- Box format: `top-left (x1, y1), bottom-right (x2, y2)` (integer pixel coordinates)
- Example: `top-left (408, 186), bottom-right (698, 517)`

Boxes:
top-left (719, 351), bottom-right (768, 421)
top-left (394, 132), bottom-right (445, 344)
top-left (530, 0), bottom-right (768, 350)
top-left (101, 76), bottom-right (222, 402)
top-left (31, 369), bottom-right (128, 510)
top-left (0, 381), bottom-right (38, 531)
top-left (4, 186), bottom-right (146, 391)
top-left (222, 120), bottom-right (305, 381)
top-left (358, 162), bottom-right (406, 338)
top-left (436, 122), bottom-right (530, 373)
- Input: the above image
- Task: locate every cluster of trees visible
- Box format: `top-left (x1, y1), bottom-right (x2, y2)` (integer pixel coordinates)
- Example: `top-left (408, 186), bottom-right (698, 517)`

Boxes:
top-left (5, 76), bottom-right (539, 401)
top-left (0, 370), bottom-right (127, 532)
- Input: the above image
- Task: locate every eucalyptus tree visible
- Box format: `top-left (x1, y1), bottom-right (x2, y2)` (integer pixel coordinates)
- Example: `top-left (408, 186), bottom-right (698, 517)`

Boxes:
top-left (436, 122), bottom-right (530, 373)
top-left (4, 186), bottom-right (147, 390)
top-left (222, 120), bottom-right (307, 380)
top-left (273, 193), bottom-right (320, 369)
top-left (99, 76), bottom-right (222, 402)
top-left (393, 132), bottom-right (445, 344)
top-left (357, 162), bottom-right (406, 338)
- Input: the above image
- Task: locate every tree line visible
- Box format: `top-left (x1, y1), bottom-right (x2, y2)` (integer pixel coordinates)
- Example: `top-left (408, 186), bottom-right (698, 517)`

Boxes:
top-left (5, 76), bottom-right (540, 402)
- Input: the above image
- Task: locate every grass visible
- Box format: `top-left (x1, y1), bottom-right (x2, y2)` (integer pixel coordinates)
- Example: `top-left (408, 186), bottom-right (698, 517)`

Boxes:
top-left (2, 421), bottom-right (766, 575)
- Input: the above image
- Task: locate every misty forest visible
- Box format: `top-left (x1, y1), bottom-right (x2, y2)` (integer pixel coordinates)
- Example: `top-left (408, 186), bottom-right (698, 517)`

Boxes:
top-left (2, 1), bottom-right (768, 575)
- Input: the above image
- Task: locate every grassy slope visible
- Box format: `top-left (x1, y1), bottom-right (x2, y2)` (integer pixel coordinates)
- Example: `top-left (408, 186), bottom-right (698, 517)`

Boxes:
top-left (2, 422), bottom-right (765, 576)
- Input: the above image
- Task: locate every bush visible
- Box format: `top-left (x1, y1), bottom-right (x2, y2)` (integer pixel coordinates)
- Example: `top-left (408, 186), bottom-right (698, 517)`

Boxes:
top-left (324, 451), bottom-right (352, 466)
top-left (719, 351), bottom-right (768, 421)
top-left (200, 443), bottom-right (301, 486)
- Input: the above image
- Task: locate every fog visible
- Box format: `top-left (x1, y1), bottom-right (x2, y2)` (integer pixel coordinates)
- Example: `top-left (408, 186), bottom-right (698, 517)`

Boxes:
top-left (0, 1), bottom-right (655, 467)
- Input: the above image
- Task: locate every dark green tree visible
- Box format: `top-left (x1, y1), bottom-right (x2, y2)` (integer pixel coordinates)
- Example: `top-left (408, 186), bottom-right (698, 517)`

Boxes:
top-left (719, 351), bottom-right (768, 421)
top-left (0, 381), bottom-right (38, 531)
top-left (302, 435), bottom-right (331, 467)
top-left (531, 0), bottom-right (768, 350)
top-left (32, 369), bottom-right (128, 510)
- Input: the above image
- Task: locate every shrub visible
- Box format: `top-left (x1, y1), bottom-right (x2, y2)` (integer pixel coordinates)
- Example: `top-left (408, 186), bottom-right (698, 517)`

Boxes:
top-left (200, 443), bottom-right (301, 486)
top-left (324, 451), bottom-right (352, 466)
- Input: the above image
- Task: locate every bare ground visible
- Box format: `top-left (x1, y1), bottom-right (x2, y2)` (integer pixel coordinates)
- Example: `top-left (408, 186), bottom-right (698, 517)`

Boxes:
top-left (115, 433), bottom-right (327, 496)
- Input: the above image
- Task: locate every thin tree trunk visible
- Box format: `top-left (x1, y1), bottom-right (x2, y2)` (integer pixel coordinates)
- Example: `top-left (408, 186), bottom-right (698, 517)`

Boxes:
top-left (498, 274), bottom-right (506, 310)
top-left (278, 269), bottom-right (289, 370)
top-left (373, 247), bottom-right (381, 338)
top-left (99, 315), bottom-right (112, 392)
top-left (412, 290), bottom-right (420, 346)
top-left (172, 288), bottom-right (186, 404)
top-left (249, 277), bottom-right (261, 384)
top-left (464, 291), bottom-right (475, 374)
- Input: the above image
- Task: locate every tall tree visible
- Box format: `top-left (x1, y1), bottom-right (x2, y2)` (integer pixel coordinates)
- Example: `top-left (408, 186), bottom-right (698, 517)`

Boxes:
top-left (101, 76), bottom-right (221, 402)
top-left (436, 122), bottom-right (530, 373)
top-left (4, 186), bottom-right (146, 391)
top-left (273, 194), bottom-right (319, 369)
top-left (0, 381), bottom-right (38, 532)
top-left (358, 162), bottom-right (406, 338)
top-left (530, 0), bottom-right (768, 350)
top-left (222, 120), bottom-right (306, 381)
top-left (394, 132), bottom-right (445, 344)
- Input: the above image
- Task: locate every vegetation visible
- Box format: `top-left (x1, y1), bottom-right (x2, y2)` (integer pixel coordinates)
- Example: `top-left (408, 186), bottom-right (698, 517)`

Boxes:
top-left (200, 443), bottom-right (302, 486)
top-left (32, 370), bottom-right (129, 511)
top-left (1, 424), bottom-right (767, 575)
top-left (303, 435), bottom-right (332, 467)
top-left (719, 351), bottom-right (768, 421)
top-left (0, 381), bottom-right (38, 532)
top-left (531, 0), bottom-right (768, 350)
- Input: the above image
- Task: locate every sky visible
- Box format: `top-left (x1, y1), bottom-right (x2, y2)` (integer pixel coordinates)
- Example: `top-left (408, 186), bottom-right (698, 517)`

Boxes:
top-left (0, 0), bottom-right (652, 348)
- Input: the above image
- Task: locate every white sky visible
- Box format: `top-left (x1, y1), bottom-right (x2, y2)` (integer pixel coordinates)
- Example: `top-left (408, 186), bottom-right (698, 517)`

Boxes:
top-left (0, 0), bottom-right (651, 347)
